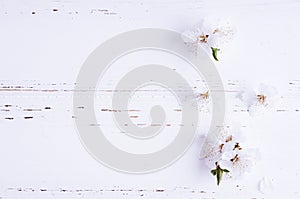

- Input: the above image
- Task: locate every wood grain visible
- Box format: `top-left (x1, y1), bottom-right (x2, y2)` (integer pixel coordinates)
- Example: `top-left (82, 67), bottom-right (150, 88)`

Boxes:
top-left (1, 0), bottom-right (300, 198)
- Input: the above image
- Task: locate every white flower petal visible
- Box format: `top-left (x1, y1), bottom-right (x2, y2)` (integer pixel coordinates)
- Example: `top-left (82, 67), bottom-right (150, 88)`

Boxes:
top-left (221, 141), bottom-right (235, 153)
top-left (238, 84), bottom-right (278, 116)
top-left (240, 89), bottom-right (257, 108)
top-left (241, 148), bottom-right (261, 162)
top-left (248, 104), bottom-right (266, 116)
top-left (204, 155), bottom-right (220, 169)
top-left (257, 83), bottom-right (278, 98)
top-left (258, 176), bottom-right (274, 194)
top-left (181, 30), bottom-right (198, 43)
top-left (222, 150), bottom-right (236, 160)
top-left (218, 159), bottom-right (233, 170)
top-left (181, 17), bottom-right (236, 51)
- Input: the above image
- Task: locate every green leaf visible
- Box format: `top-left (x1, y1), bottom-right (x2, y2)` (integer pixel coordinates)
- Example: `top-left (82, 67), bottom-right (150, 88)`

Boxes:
top-left (211, 169), bottom-right (217, 176)
top-left (216, 169), bottom-right (223, 186)
top-left (211, 47), bottom-right (220, 61)
top-left (210, 163), bottom-right (230, 186)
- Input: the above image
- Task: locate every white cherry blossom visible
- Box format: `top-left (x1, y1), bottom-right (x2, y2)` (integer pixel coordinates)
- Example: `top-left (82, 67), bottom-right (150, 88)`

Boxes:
top-left (238, 83), bottom-right (278, 116)
top-left (181, 18), bottom-right (236, 61)
top-left (201, 123), bottom-right (259, 185)
top-left (219, 148), bottom-right (260, 179)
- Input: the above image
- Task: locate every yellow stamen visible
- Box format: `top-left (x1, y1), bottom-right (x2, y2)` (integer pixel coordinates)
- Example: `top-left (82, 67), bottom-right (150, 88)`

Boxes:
top-left (219, 144), bottom-right (224, 153)
top-left (233, 143), bottom-right (242, 150)
top-left (257, 94), bottom-right (266, 104)
top-left (225, 135), bottom-right (233, 142)
top-left (213, 28), bottom-right (219, 34)
top-left (200, 91), bottom-right (209, 100)
top-left (230, 154), bottom-right (239, 163)
top-left (197, 34), bottom-right (209, 43)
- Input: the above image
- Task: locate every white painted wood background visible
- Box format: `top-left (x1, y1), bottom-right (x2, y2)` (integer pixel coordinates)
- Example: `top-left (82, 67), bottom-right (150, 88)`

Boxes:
top-left (0, 0), bottom-right (300, 198)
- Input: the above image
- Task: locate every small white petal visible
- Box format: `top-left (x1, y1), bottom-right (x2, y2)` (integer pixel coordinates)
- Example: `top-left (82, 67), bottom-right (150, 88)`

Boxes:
top-left (218, 159), bottom-right (233, 170)
top-left (181, 30), bottom-right (197, 43)
top-left (248, 104), bottom-right (266, 116)
top-left (257, 83), bottom-right (278, 98)
top-left (242, 148), bottom-right (261, 162)
top-left (221, 142), bottom-right (234, 152)
top-left (240, 89), bottom-right (257, 108)
top-left (258, 176), bottom-right (274, 194)
top-left (222, 150), bottom-right (236, 160)
top-left (204, 156), bottom-right (219, 169)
